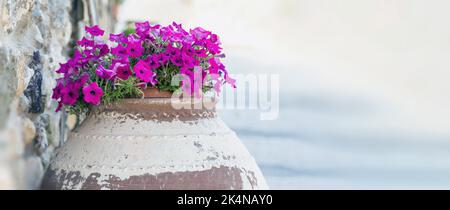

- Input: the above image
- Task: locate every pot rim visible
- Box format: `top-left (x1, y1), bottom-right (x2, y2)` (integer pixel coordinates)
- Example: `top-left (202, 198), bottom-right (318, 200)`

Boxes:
top-left (92, 97), bottom-right (218, 122)
top-left (141, 87), bottom-right (173, 98)
top-left (97, 97), bottom-right (218, 112)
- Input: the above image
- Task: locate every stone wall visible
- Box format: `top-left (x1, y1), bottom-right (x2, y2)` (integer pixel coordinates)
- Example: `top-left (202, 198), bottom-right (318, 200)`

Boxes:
top-left (0, 0), bottom-right (119, 190)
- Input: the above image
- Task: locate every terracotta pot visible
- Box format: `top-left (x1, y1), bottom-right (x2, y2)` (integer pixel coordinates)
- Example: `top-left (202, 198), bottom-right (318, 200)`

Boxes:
top-left (41, 98), bottom-right (268, 190)
top-left (142, 87), bottom-right (174, 98)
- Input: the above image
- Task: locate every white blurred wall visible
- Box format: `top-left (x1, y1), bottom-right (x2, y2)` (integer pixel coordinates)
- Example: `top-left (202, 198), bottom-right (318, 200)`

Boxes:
top-left (119, 0), bottom-right (450, 189)
top-left (120, 0), bottom-right (450, 135)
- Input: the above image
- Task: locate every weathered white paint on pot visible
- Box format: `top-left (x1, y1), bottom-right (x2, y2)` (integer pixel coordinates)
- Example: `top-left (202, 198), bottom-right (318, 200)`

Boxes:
top-left (41, 98), bottom-right (268, 190)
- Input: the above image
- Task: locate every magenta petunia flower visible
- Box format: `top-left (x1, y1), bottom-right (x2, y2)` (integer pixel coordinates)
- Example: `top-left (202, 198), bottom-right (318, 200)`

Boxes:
top-left (149, 24), bottom-right (161, 34)
top-left (165, 46), bottom-right (180, 58)
top-left (208, 58), bottom-right (220, 74)
top-left (210, 73), bottom-right (223, 94)
top-left (194, 49), bottom-right (208, 58)
top-left (114, 62), bottom-right (132, 80)
top-left (56, 62), bottom-right (71, 74)
top-left (95, 44), bottom-right (111, 57)
top-left (170, 55), bottom-right (183, 67)
top-left (134, 60), bottom-right (156, 84)
top-left (135, 21), bottom-right (150, 38)
top-left (109, 33), bottom-right (126, 43)
top-left (182, 53), bottom-right (197, 68)
top-left (52, 82), bottom-right (64, 100)
top-left (180, 66), bottom-right (204, 97)
top-left (55, 102), bottom-right (63, 113)
top-left (126, 39), bottom-right (144, 58)
top-left (182, 46), bottom-right (195, 55)
top-left (73, 73), bottom-right (90, 89)
top-left (85, 25), bottom-right (105, 37)
top-left (146, 56), bottom-right (161, 70)
top-left (61, 85), bottom-right (79, 106)
top-left (172, 22), bottom-right (184, 32)
top-left (160, 53), bottom-right (170, 64)
top-left (83, 82), bottom-right (104, 105)
top-left (96, 65), bottom-right (116, 80)
top-left (190, 27), bottom-right (211, 40)
top-left (111, 45), bottom-right (128, 58)
top-left (77, 37), bottom-right (95, 47)
top-left (225, 75), bottom-right (236, 88)
top-left (206, 41), bottom-right (222, 55)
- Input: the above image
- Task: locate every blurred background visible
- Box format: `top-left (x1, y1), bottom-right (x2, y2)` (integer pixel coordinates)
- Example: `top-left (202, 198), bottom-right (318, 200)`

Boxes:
top-left (3, 0), bottom-right (450, 190)
top-left (119, 0), bottom-right (450, 189)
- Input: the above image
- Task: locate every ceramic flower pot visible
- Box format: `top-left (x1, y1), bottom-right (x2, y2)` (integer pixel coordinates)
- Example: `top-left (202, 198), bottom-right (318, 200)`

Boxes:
top-left (41, 96), bottom-right (268, 190)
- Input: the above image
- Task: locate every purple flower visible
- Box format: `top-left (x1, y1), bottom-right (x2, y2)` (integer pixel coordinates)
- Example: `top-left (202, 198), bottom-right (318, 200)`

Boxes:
top-left (194, 49), bottom-right (208, 58)
top-left (111, 45), bottom-right (128, 58)
top-left (114, 62), bottom-right (132, 80)
top-left (149, 24), bottom-right (161, 34)
top-left (182, 46), bottom-right (195, 55)
top-left (77, 37), bottom-right (95, 47)
top-left (225, 74), bottom-right (237, 88)
top-left (61, 85), bottom-right (79, 106)
top-left (160, 53), bottom-right (170, 64)
top-left (153, 53), bottom-right (169, 65)
top-left (95, 44), bottom-right (110, 57)
top-left (56, 62), bottom-right (71, 74)
top-left (180, 66), bottom-right (203, 97)
top-left (96, 65), bottom-right (116, 80)
top-left (83, 82), bottom-right (104, 105)
top-left (55, 102), bottom-right (63, 113)
top-left (146, 56), bottom-right (161, 70)
top-left (165, 46), bottom-right (180, 58)
top-left (85, 25), bottom-right (105, 37)
top-left (172, 22), bottom-right (184, 32)
top-left (170, 56), bottom-right (183, 67)
top-left (211, 73), bottom-right (223, 94)
top-left (52, 81), bottom-right (64, 100)
top-left (190, 27), bottom-right (211, 40)
top-left (110, 33), bottom-right (128, 43)
top-left (206, 41), bottom-right (222, 55)
top-left (135, 21), bottom-right (150, 38)
top-left (208, 58), bottom-right (220, 74)
top-left (134, 60), bottom-right (157, 85)
top-left (126, 38), bottom-right (144, 58)
top-left (182, 53), bottom-right (197, 68)
top-left (73, 73), bottom-right (90, 89)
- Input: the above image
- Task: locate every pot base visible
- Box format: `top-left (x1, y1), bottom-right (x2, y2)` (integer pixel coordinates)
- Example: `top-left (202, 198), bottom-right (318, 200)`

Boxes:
top-left (41, 98), bottom-right (268, 190)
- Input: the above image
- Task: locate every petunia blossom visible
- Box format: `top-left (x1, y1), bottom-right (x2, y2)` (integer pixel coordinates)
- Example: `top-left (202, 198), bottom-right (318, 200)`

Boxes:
top-left (85, 25), bottom-right (105, 37)
top-left (182, 53), bottom-right (197, 68)
top-left (56, 62), bottom-right (72, 74)
top-left (135, 21), bottom-right (150, 38)
top-left (190, 27), bottom-right (211, 40)
top-left (74, 73), bottom-right (90, 89)
top-left (134, 60), bottom-right (157, 85)
top-left (61, 85), bottom-right (79, 106)
top-left (180, 66), bottom-right (204, 98)
top-left (77, 37), bottom-right (95, 47)
top-left (52, 81), bottom-right (64, 100)
top-left (95, 44), bottom-right (110, 57)
top-left (111, 45), bottom-right (128, 58)
top-left (114, 62), bottom-right (132, 80)
top-left (126, 38), bottom-right (144, 58)
top-left (146, 56), bottom-right (161, 70)
top-left (82, 82), bottom-right (104, 105)
top-left (55, 102), bottom-right (63, 113)
top-left (96, 65), bottom-right (116, 80)
top-left (110, 33), bottom-right (128, 43)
